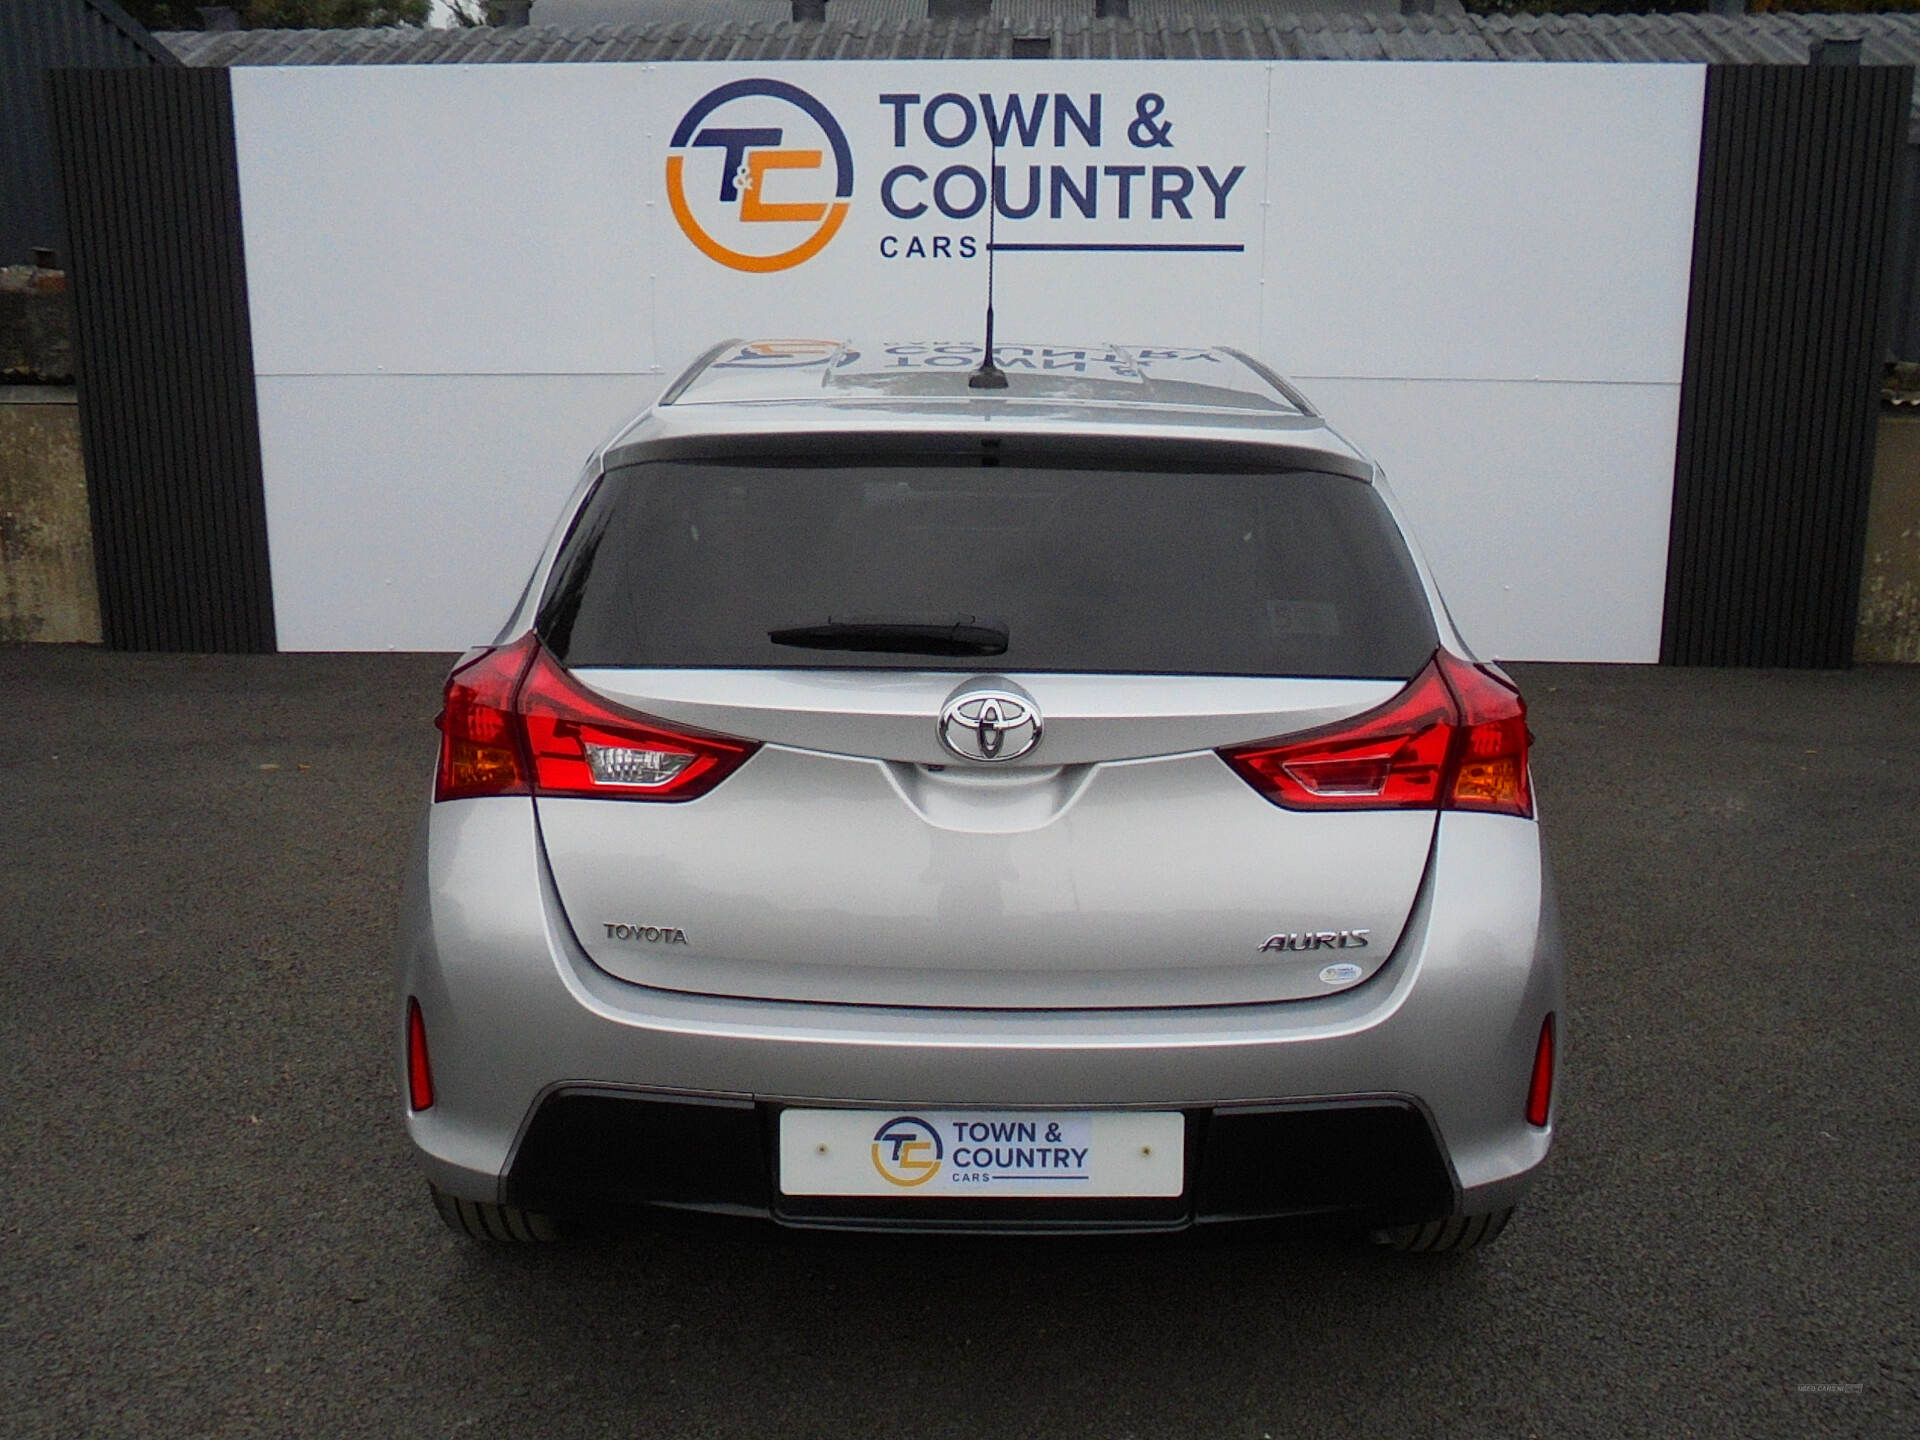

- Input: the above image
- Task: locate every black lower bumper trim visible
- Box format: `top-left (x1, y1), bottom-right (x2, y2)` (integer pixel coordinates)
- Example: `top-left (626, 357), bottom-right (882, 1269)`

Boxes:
top-left (503, 1091), bottom-right (1455, 1232)
top-left (1194, 1101), bottom-right (1456, 1227)
top-left (505, 1092), bottom-right (770, 1215)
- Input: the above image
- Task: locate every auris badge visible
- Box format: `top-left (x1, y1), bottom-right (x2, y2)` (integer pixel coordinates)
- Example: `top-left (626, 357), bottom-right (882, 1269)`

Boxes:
top-left (666, 78), bottom-right (854, 273)
top-left (939, 688), bottom-right (1042, 763)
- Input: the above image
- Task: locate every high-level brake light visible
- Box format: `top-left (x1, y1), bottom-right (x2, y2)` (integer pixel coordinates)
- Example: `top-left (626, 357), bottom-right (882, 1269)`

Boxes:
top-left (1217, 650), bottom-right (1533, 818)
top-left (434, 634), bottom-right (759, 803)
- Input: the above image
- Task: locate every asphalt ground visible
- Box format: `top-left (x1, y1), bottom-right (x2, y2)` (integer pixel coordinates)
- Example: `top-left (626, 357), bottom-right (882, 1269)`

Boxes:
top-left (1, 648), bottom-right (1915, 1439)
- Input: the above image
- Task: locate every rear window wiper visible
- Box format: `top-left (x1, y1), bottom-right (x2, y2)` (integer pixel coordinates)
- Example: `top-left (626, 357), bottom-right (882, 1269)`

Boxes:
top-left (767, 614), bottom-right (1009, 657)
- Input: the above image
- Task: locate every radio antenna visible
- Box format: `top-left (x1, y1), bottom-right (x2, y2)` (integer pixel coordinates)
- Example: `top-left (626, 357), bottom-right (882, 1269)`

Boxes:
top-left (969, 137), bottom-right (1008, 391)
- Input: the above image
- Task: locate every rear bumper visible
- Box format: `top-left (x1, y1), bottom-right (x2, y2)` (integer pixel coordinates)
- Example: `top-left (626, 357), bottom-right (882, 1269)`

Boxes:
top-left (503, 1091), bottom-right (1455, 1233)
top-left (395, 799), bottom-right (1563, 1228)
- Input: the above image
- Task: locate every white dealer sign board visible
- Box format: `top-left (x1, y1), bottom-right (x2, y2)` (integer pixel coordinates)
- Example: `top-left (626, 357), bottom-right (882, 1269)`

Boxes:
top-left (232, 61), bottom-right (1703, 659)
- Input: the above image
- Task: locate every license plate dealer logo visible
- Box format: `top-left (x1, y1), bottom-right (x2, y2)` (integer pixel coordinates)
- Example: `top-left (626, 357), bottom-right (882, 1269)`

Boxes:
top-left (871, 1114), bottom-right (1094, 1188)
top-left (871, 1115), bottom-right (944, 1187)
top-left (942, 1116), bottom-right (1091, 1186)
top-left (781, 1109), bottom-right (1183, 1198)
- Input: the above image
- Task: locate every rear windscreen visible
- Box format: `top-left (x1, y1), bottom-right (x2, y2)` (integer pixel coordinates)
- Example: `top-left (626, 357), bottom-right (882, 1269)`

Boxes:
top-left (538, 459), bottom-right (1438, 679)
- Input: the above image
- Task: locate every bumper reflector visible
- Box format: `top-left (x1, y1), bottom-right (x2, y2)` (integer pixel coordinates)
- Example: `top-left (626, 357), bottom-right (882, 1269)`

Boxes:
top-left (1526, 1014), bottom-right (1555, 1127)
top-left (406, 998), bottom-right (435, 1112)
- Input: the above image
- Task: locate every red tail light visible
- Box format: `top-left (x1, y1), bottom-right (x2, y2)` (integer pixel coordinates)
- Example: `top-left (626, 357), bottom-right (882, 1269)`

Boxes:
top-left (406, 997), bottom-right (434, 1112)
top-left (1218, 650), bottom-right (1532, 818)
top-left (1445, 655), bottom-right (1533, 817)
top-left (516, 645), bottom-right (759, 800)
top-left (1526, 1013), bottom-right (1556, 1127)
top-left (434, 634), bottom-right (758, 803)
top-left (435, 635), bottom-right (536, 800)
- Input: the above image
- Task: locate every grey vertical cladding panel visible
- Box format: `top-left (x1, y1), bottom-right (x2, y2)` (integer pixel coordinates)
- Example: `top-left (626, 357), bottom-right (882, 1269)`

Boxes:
top-left (1664, 65), bottom-right (1911, 668)
top-left (45, 66), bottom-right (275, 653)
top-left (0, 0), bottom-right (172, 267)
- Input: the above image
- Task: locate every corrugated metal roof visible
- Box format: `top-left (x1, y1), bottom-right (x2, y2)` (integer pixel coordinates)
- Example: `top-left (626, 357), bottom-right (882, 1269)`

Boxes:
top-left (533, 1), bottom-right (1460, 25)
top-left (162, 11), bottom-right (1920, 135)
top-left (155, 11), bottom-right (1920, 71)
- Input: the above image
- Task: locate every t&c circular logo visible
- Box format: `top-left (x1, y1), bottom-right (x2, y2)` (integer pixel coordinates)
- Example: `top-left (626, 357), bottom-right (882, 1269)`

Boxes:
top-left (870, 1115), bottom-right (944, 1187)
top-left (712, 339), bottom-right (859, 369)
top-left (666, 79), bottom-right (854, 274)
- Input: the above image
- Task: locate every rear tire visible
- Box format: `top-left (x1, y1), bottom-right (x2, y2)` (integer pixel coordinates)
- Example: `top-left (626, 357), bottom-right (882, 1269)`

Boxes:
top-left (429, 1182), bottom-right (562, 1243)
top-left (1376, 1206), bottom-right (1514, 1254)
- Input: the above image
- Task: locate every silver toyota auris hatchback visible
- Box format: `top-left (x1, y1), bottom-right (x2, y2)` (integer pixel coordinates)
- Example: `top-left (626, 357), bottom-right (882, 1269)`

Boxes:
top-left (395, 339), bottom-right (1562, 1251)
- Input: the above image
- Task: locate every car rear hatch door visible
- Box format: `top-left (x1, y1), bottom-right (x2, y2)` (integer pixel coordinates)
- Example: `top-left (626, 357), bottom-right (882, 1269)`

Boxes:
top-left (537, 669), bottom-right (1433, 1007)
top-left (529, 449), bottom-right (1443, 1009)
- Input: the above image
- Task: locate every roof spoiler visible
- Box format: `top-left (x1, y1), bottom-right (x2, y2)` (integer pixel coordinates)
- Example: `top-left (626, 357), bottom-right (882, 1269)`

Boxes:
top-left (1219, 348), bottom-right (1319, 418)
top-left (657, 338), bottom-right (743, 407)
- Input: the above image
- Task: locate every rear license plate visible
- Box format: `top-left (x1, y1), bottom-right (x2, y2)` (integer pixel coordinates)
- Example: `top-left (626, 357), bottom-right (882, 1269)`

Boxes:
top-left (777, 1109), bottom-right (1184, 1198)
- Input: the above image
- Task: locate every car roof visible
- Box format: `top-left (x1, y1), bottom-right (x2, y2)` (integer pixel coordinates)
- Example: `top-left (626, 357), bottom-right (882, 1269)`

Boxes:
top-left (602, 339), bottom-right (1373, 475)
